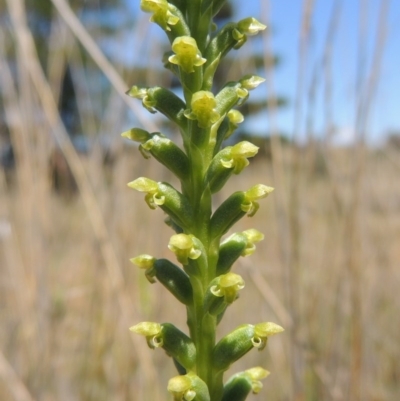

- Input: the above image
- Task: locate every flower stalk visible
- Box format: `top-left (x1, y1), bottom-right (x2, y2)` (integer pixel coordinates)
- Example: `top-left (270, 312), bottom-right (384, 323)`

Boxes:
top-left (126, 2), bottom-right (283, 400)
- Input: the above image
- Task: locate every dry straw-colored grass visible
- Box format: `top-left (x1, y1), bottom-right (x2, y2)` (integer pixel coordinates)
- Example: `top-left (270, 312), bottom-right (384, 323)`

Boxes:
top-left (1, 0), bottom-right (399, 400)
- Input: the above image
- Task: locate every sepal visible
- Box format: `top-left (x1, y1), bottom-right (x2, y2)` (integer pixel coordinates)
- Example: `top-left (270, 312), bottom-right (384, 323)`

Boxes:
top-left (239, 75), bottom-right (265, 90)
top-left (168, 373), bottom-right (210, 401)
top-left (221, 367), bottom-right (270, 401)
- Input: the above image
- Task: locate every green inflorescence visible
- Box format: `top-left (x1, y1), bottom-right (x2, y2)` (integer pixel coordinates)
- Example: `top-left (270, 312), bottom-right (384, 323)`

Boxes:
top-left (125, 1), bottom-right (283, 400)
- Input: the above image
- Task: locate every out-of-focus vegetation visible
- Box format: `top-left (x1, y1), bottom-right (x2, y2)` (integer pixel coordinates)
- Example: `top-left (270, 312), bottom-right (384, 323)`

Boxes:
top-left (1, 1), bottom-right (399, 401)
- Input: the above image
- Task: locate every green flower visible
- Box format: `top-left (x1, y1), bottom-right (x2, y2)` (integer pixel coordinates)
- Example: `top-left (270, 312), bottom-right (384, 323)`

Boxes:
top-left (128, 177), bottom-right (164, 209)
top-left (220, 141), bottom-right (259, 174)
top-left (130, 254), bottom-right (157, 283)
top-left (184, 91), bottom-right (221, 128)
top-left (126, 86), bottom-right (157, 113)
top-left (239, 75), bottom-right (266, 90)
top-left (130, 321), bottom-right (163, 349)
top-left (231, 17), bottom-right (267, 48)
top-left (141, 0), bottom-right (180, 31)
top-left (210, 272), bottom-right (245, 303)
top-left (168, 36), bottom-right (206, 73)
top-left (234, 17), bottom-right (266, 41)
top-left (252, 322), bottom-right (284, 351)
top-left (225, 109), bottom-right (244, 139)
top-left (244, 367), bottom-right (270, 394)
top-left (168, 373), bottom-right (210, 401)
top-left (241, 229), bottom-right (264, 256)
top-left (168, 234), bottom-right (201, 265)
top-left (242, 184), bottom-right (274, 217)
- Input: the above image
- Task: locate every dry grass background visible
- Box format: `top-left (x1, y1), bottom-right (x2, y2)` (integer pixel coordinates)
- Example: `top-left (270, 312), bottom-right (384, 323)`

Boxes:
top-left (1, 0), bottom-right (400, 400)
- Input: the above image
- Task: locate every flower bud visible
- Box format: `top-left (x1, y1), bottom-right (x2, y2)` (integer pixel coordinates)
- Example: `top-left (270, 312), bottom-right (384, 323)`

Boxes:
top-left (168, 234), bottom-right (201, 265)
top-left (168, 36), bottom-right (206, 73)
top-left (184, 91), bottom-right (221, 128)
top-left (168, 373), bottom-right (210, 401)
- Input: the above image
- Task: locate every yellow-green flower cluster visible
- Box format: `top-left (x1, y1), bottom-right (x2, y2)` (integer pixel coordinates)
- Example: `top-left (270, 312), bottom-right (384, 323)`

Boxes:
top-left (124, 2), bottom-right (283, 401)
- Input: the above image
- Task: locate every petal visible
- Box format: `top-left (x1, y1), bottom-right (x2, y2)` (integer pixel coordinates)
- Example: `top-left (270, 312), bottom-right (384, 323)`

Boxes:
top-left (128, 177), bottom-right (159, 193)
top-left (130, 321), bottom-right (162, 337)
top-left (121, 128), bottom-right (151, 142)
top-left (130, 254), bottom-right (156, 269)
top-left (240, 75), bottom-right (266, 90)
top-left (219, 272), bottom-right (245, 289)
top-left (237, 17), bottom-right (267, 36)
top-left (169, 233), bottom-right (194, 251)
top-left (231, 141), bottom-right (259, 158)
top-left (254, 322), bottom-right (284, 337)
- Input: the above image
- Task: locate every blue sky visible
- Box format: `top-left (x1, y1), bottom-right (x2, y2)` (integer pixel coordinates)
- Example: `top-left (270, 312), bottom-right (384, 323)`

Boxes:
top-left (121, 0), bottom-right (399, 144)
top-left (233, 0), bottom-right (400, 144)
